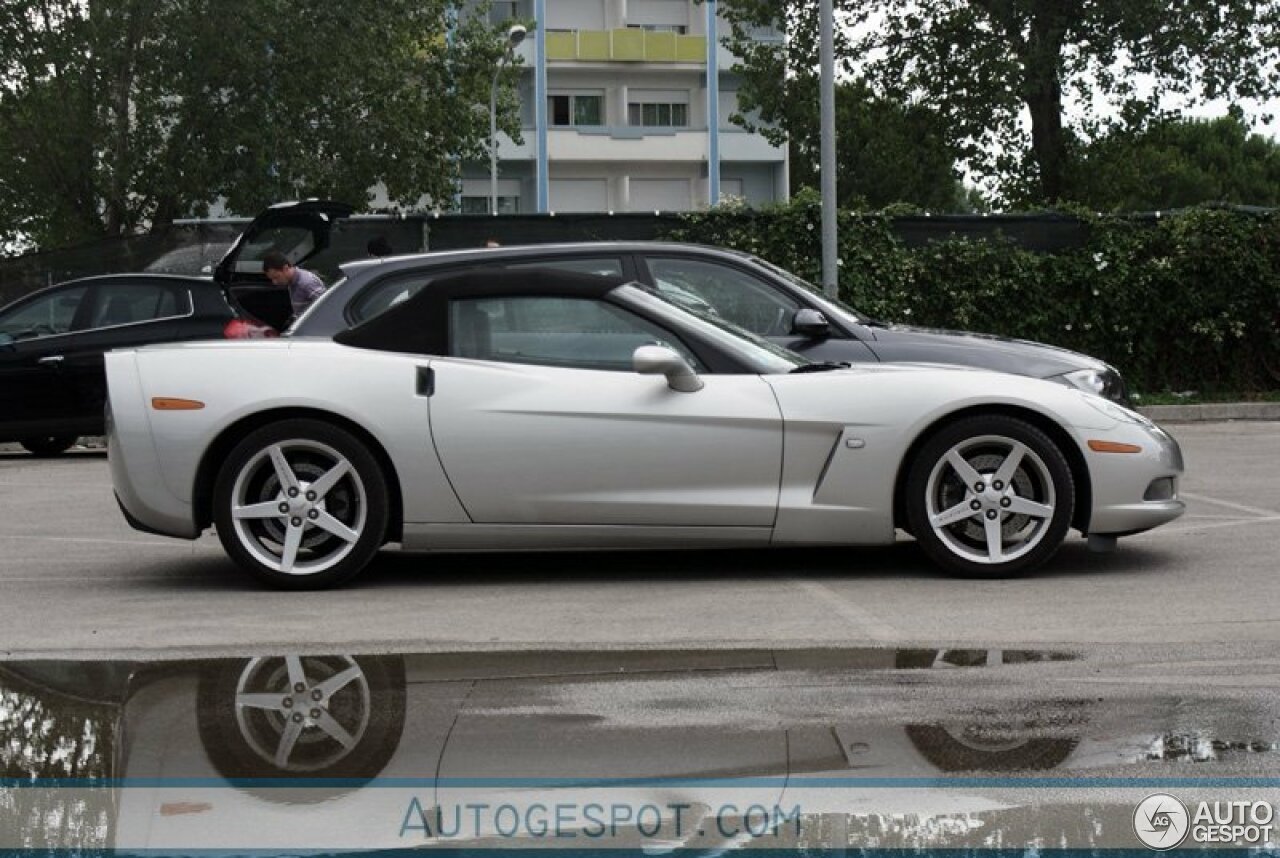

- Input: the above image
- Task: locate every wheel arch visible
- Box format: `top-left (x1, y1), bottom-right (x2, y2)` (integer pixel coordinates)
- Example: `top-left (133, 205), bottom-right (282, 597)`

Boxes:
top-left (892, 404), bottom-right (1092, 533)
top-left (193, 407), bottom-right (404, 543)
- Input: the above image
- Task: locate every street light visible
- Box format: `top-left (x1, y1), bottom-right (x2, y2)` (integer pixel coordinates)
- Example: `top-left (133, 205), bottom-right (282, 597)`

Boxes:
top-left (490, 24), bottom-right (527, 215)
top-left (818, 0), bottom-right (838, 299)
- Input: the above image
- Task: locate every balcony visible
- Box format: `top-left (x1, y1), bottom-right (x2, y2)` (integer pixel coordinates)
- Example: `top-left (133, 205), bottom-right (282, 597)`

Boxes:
top-left (547, 127), bottom-right (708, 162)
top-left (545, 29), bottom-right (706, 63)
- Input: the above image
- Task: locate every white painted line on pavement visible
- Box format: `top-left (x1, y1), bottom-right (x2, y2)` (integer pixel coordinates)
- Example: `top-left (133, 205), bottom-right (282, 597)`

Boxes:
top-left (792, 579), bottom-right (899, 641)
top-left (1162, 515), bottom-right (1280, 536)
top-left (1179, 491), bottom-right (1280, 518)
top-left (0, 534), bottom-right (190, 548)
top-left (0, 481), bottom-right (111, 489)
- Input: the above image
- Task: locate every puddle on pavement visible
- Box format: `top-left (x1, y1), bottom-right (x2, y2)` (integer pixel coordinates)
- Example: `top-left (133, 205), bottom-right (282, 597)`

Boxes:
top-left (1, 648), bottom-right (1276, 853)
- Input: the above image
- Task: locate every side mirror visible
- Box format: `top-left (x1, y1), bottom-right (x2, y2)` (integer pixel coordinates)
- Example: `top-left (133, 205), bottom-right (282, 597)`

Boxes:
top-left (633, 344), bottom-right (704, 393)
top-left (792, 308), bottom-right (831, 339)
top-left (0, 332), bottom-right (13, 351)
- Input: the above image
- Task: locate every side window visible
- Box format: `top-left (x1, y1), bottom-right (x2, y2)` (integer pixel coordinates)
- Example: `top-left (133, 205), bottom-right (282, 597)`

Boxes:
top-left (0, 286), bottom-right (88, 341)
top-left (448, 296), bottom-right (703, 372)
top-left (348, 272), bottom-right (437, 324)
top-left (645, 257), bottom-right (801, 337)
top-left (348, 260), bottom-right (627, 326)
top-left (89, 283), bottom-right (189, 329)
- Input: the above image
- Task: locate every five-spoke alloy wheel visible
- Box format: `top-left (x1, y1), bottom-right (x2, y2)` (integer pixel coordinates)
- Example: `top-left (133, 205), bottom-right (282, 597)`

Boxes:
top-left (906, 415), bottom-right (1074, 578)
top-left (197, 654), bottom-right (407, 800)
top-left (214, 419), bottom-right (389, 589)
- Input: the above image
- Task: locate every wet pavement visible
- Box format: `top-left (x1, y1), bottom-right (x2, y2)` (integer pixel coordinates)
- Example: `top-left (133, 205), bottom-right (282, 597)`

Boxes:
top-left (0, 422), bottom-right (1279, 658)
top-left (2, 646), bottom-right (1278, 852)
top-left (1, 422), bottom-right (1278, 852)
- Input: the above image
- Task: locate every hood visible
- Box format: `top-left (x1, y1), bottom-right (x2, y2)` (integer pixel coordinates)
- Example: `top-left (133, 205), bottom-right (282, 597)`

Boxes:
top-left (860, 321), bottom-right (1110, 380)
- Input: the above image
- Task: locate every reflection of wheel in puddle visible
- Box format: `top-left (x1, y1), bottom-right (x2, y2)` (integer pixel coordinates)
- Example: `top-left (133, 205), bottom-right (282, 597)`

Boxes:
top-left (896, 648), bottom-right (1080, 772)
top-left (198, 654), bottom-right (405, 801)
top-left (234, 655), bottom-right (371, 772)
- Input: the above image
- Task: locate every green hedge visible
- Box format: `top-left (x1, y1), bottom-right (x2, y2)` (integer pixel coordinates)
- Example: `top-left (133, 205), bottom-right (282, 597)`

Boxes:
top-left (663, 192), bottom-right (1280, 395)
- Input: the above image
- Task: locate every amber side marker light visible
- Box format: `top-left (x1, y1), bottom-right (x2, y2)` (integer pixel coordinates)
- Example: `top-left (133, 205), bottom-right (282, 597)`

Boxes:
top-left (1088, 440), bottom-right (1142, 454)
top-left (151, 397), bottom-right (205, 411)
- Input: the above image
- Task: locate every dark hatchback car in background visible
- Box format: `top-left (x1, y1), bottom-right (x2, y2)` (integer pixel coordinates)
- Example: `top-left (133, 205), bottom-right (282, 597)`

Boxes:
top-left (289, 240), bottom-right (1129, 402)
top-left (0, 274), bottom-right (272, 455)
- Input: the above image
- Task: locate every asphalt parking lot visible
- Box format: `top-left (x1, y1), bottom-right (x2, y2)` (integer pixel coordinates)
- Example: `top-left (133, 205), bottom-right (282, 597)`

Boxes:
top-left (0, 421), bottom-right (1277, 659)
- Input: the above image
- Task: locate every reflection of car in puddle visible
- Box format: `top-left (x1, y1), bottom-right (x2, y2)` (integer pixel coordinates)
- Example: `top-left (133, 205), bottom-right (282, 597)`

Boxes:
top-left (103, 649), bottom-right (1100, 851)
top-left (0, 648), bottom-right (1271, 853)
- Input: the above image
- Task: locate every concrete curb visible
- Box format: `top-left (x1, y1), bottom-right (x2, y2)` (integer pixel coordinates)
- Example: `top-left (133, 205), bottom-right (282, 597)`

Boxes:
top-left (1136, 402), bottom-right (1280, 423)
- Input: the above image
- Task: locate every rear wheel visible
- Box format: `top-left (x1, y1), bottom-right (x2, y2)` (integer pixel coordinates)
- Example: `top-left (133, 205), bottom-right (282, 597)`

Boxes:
top-left (905, 415), bottom-right (1074, 578)
top-left (21, 435), bottom-right (78, 456)
top-left (213, 419), bottom-right (389, 589)
top-left (198, 654), bottom-right (406, 801)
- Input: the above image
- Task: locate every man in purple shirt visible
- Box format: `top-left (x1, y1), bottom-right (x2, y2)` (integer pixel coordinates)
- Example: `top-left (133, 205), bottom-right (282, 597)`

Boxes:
top-left (262, 250), bottom-right (327, 321)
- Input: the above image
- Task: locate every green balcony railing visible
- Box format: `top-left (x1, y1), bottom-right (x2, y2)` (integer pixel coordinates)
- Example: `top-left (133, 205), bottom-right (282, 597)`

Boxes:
top-left (544, 29), bottom-right (706, 63)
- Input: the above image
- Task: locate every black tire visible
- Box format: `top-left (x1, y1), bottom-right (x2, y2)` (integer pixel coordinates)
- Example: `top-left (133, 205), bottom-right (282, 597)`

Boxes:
top-left (894, 648), bottom-right (1079, 771)
top-left (197, 654), bottom-right (406, 802)
top-left (21, 435), bottom-right (78, 456)
top-left (904, 723), bottom-right (1078, 772)
top-left (905, 414), bottom-right (1074, 578)
top-left (213, 419), bottom-right (389, 589)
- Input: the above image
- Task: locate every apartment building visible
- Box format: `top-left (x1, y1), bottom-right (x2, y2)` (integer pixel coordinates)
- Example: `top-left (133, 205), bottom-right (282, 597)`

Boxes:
top-left (457, 0), bottom-right (788, 214)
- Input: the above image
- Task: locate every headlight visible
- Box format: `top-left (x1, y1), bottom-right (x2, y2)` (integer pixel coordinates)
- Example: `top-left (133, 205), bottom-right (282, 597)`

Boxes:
top-left (1079, 392), bottom-right (1154, 427)
top-left (1057, 368), bottom-right (1127, 403)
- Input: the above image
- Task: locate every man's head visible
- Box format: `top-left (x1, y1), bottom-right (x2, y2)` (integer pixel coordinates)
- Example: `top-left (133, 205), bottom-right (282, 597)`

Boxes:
top-left (262, 251), bottom-right (295, 286)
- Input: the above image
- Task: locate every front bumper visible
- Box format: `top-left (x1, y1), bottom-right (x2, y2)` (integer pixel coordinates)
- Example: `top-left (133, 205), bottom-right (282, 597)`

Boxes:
top-left (1085, 422), bottom-right (1185, 535)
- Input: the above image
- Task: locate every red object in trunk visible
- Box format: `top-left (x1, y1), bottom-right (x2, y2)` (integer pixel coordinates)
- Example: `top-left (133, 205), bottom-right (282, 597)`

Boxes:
top-left (223, 318), bottom-right (278, 339)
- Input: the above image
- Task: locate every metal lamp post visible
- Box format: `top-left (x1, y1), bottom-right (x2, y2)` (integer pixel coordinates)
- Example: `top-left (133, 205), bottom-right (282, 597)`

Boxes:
top-left (490, 24), bottom-right (527, 215)
top-left (819, 0), bottom-right (838, 299)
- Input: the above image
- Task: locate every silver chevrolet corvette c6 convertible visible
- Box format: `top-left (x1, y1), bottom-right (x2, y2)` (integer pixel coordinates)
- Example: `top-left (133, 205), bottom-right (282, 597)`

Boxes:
top-left (106, 268), bottom-right (1184, 589)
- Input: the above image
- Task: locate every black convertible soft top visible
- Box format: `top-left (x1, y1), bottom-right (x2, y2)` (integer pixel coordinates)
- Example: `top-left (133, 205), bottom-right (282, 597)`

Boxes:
top-left (332, 267), bottom-right (628, 356)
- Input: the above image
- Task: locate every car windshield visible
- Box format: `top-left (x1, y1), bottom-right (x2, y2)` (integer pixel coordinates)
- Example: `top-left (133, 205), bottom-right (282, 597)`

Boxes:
top-left (617, 284), bottom-right (808, 375)
top-left (284, 276), bottom-right (347, 335)
top-left (749, 256), bottom-right (867, 324)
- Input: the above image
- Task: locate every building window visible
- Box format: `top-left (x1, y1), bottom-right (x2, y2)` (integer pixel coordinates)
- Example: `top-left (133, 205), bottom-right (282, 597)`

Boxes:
top-left (628, 101), bottom-right (688, 127)
top-left (489, 1), bottom-right (519, 24)
top-left (626, 23), bottom-right (687, 34)
top-left (461, 196), bottom-right (520, 215)
top-left (548, 94), bottom-right (604, 127)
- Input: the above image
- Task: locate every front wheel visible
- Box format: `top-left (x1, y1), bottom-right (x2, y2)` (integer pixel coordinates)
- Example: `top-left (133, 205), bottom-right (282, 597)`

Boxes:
top-left (213, 419), bottom-right (389, 589)
top-left (905, 415), bottom-right (1074, 578)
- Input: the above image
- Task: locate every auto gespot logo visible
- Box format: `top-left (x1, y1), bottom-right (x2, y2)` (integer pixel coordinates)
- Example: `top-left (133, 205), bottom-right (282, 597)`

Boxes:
top-left (1134, 794), bottom-right (1276, 850)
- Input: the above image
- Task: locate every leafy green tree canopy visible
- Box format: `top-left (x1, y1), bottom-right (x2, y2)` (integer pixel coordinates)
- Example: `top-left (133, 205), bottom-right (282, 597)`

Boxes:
top-left (1072, 110), bottom-right (1280, 211)
top-left (720, 0), bottom-right (1280, 206)
top-left (730, 55), bottom-right (970, 211)
top-left (0, 0), bottom-right (522, 251)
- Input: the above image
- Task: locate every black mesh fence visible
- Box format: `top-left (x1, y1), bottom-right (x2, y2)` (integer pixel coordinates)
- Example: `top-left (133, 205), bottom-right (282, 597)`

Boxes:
top-left (0, 210), bottom-right (1124, 307)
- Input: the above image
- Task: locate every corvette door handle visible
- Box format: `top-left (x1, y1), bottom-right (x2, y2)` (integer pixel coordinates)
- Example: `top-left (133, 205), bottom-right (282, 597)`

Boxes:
top-left (37, 355), bottom-right (64, 366)
top-left (416, 366), bottom-right (434, 397)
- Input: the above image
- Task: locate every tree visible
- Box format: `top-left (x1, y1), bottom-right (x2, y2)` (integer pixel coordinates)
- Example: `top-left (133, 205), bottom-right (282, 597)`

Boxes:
top-left (0, 0), bottom-right (522, 251)
top-left (1071, 110), bottom-right (1280, 210)
top-left (730, 57), bottom-right (970, 210)
top-left (720, 0), bottom-right (1280, 206)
